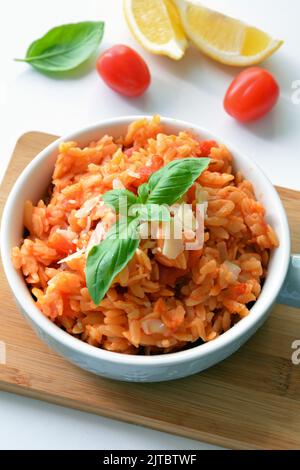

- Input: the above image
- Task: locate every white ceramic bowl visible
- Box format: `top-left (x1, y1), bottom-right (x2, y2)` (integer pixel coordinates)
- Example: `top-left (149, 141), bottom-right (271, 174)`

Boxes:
top-left (1, 116), bottom-right (298, 382)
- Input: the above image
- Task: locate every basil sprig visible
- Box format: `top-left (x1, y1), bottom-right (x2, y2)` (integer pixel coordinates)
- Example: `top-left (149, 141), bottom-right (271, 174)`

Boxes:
top-left (87, 157), bottom-right (210, 305)
top-left (15, 21), bottom-right (104, 74)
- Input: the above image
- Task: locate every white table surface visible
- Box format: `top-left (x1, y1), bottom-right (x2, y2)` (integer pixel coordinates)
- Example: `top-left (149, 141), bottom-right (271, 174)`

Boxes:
top-left (0, 0), bottom-right (299, 450)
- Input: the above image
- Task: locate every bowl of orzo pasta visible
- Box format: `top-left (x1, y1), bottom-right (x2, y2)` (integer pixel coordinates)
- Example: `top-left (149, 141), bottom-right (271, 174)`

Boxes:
top-left (1, 115), bottom-right (295, 382)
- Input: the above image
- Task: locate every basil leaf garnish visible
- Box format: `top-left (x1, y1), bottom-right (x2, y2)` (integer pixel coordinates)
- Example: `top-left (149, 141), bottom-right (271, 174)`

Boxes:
top-left (147, 158), bottom-right (210, 205)
top-left (15, 21), bottom-right (104, 73)
top-left (86, 217), bottom-right (139, 305)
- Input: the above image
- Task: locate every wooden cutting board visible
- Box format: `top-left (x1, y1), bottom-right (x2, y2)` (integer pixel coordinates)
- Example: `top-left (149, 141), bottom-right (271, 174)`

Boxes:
top-left (0, 132), bottom-right (300, 450)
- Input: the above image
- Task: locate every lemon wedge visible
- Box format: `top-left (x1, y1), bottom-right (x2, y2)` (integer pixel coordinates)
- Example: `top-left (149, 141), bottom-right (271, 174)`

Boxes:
top-left (124, 0), bottom-right (188, 60)
top-left (174, 0), bottom-right (283, 66)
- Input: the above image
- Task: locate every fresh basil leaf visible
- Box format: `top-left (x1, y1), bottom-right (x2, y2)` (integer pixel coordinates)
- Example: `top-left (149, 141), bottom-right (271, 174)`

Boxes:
top-left (134, 204), bottom-right (170, 222)
top-left (86, 217), bottom-right (139, 305)
top-left (105, 216), bottom-right (138, 240)
top-left (102, 190), bottom-right (138, 214)
top-left (147, 158), bottom-right (210, 206)
top-left (137, 183), bottom-right (150, 204)
top-left (127, 204), bottom-right (144, 219)
top-left (15, 21), bottom-right (104, 73)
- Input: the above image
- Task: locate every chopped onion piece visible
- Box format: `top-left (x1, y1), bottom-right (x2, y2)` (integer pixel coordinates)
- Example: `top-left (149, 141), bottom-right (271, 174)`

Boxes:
top-left (161, 218), bottom-right (184, 259)
top-left (162, 237), bottom-right (184, 260)
top-left (224, 261), bottom-right (241, 282)
top-left (142, 319), bottom-right (166, 335)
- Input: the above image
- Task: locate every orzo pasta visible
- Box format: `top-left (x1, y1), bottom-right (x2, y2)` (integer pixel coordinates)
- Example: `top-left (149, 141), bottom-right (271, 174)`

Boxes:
top-left (12, 116), bottom-right (279, 355)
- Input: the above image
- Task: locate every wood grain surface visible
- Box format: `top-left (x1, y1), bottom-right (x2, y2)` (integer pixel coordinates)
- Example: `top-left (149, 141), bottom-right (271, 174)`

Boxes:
top-left (0, 132), bottom-right (300, 450)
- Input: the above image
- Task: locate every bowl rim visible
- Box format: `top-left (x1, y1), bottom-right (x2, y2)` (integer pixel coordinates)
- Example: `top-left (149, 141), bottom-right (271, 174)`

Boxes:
top-left (0, 115), bottom-right (291, 367)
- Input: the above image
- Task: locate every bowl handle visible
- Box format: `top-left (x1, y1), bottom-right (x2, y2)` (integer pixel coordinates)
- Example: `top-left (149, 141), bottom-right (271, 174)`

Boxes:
top-left (277, 254), bottom-right (300, 308)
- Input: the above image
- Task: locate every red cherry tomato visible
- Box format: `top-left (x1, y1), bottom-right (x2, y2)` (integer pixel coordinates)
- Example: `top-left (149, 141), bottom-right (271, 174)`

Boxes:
top-left (96, 45), bottom-right (151, 97)
top-left (224, 67), bottom-right (280, 122)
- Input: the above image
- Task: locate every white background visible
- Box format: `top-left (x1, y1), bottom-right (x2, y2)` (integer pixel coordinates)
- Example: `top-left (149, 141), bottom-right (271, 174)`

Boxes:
top-left (0, 0), bottom-right (299, 450)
